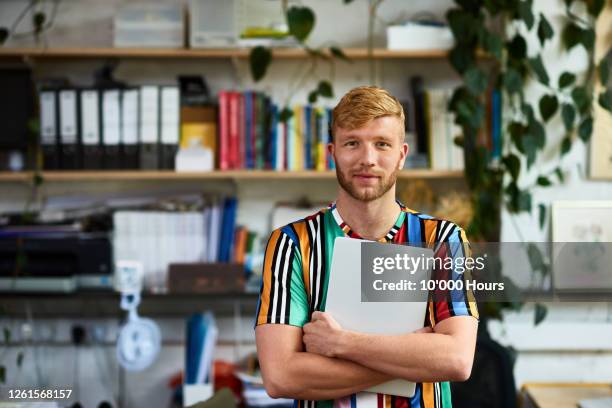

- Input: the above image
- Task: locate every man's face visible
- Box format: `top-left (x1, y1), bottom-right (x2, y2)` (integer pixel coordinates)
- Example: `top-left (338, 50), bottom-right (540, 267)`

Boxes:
top-left (329, 116), bottom-right (408, 202)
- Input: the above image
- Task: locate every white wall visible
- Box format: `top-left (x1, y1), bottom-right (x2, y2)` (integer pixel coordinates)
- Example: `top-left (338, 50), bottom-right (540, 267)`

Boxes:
top-left (497, 0), bottom-right (612, 388)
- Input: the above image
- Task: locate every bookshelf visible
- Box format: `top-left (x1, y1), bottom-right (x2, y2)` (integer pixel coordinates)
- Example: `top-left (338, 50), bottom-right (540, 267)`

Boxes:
top-left (0, 169), bottom-right (464, 183)
top-left (0, 47), bottom-right (476, 60)
top-left (0, 291), bottom-right (259, 317)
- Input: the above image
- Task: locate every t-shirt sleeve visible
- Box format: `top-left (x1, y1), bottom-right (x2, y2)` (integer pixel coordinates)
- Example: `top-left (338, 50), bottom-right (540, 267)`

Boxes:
top-left (254, 228), bottom-right (310, 328)
top-left (426, 225), bottom-right (479, 327)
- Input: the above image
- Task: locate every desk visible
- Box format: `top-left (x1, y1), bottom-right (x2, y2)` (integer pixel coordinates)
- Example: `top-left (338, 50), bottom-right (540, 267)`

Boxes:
top-left (521, 383), bottom-right (612, 408)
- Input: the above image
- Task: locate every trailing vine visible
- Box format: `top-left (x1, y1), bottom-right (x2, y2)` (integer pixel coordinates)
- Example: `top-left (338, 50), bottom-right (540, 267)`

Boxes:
top-left (447, 0), bottom-right (611, 322)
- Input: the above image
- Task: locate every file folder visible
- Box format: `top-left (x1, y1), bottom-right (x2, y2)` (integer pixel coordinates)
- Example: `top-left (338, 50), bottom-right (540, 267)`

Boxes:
top-left (121, 88), bottom-right (140, 169)
top-left (80, 89), bottom-right (102, 169)
top-left (160, 86), bottom-right (180, 169)
top-left (58, 89), bottom-right (80, 169)
top-left (39, 90), bottom-right (60, 170)
top-left (102, 89), bottom-right (121, 169)
top-left (139, 86), bottom-right (160, 169)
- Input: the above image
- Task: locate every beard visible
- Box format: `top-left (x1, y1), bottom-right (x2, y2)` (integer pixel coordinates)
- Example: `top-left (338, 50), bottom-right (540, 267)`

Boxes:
top-left (335, 158), bottom-right (401, 202)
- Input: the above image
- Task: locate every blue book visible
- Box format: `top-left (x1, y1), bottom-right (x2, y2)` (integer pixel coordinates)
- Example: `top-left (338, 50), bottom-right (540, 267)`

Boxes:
top-left (304, 105), bottom-right (312, 169)
top-left (219, 198), bottom-right (238, 262)
top-left (270, 104), bottom-right (278, 170)
top-left (185, 313), bottom-right (207, 384)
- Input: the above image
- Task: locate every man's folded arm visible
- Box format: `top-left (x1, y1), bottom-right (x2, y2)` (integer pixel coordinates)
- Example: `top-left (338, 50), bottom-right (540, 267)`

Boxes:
top-left (256, 324), bottom-right (391, 400)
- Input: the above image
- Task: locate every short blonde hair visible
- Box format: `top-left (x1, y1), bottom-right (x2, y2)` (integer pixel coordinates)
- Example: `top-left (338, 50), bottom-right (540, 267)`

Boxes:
top-left (331, 86), bottom-right (405, 141)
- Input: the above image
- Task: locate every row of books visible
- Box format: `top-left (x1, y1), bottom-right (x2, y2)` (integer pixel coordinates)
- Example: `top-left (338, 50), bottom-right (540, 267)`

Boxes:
top-left (218, 90), bottom-right (335, 171)
top-left (404, 77), bottom-right (502, 170)
top-left (36, 82), bottom-right (500, 173)
top-left (39, 85), bottom-right (181, 170)
top-left (112, 198), bottom-right (260, 292)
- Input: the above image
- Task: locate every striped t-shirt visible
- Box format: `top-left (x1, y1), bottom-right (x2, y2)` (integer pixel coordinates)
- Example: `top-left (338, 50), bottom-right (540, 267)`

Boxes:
top-left (255, 201), bottom-right (479, 408)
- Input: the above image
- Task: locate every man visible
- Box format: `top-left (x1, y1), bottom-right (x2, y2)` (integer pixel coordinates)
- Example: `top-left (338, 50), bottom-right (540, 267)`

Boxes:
top-left (255, 86), bottom-right (479, 407)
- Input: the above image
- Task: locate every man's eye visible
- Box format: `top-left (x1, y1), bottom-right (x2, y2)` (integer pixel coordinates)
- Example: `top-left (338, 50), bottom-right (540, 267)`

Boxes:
top-left (377, 142), bottom-right (391, 147)
top-left (345, 141), bottom-right (357, 146)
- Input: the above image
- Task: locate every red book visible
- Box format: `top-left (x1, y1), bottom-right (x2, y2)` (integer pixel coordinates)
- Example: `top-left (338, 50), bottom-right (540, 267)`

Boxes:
top-left (218, 90), bottom-right (229, 170)
top-left (237, 93), bottom-right (245, 169)
top-left (227, 92), bottom-right (240, 169)
top-left (228, 92), bottom-right (240, 169)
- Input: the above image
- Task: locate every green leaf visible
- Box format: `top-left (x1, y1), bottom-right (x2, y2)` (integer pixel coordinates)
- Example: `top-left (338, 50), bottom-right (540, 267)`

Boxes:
top-left (33, 173), bottom-right (44, 186)
top-left (279, 107), bottom-right (294, 123)
top-left (502, 154), bottom-right (521, 181)
top-left (537, 176), bottom-right (551, 186)
top-left (343, 0), bottom-right (355, 3)
top-left (518, 189), bottom-right (532, 212)
top-left (558, 72), bottom-right (576, 88)
top-left (447, 9), bottom-right (479, 44)
top-left (507, 35), bottom-right (527, 60)
top-left (503, 68), bottom-right (523, 94)
top-left (578, 116), bottom-right (593, 142)
top-left (518, 0), bottom-right (535, 29)
top-left (560, 135), bottom-right (572, 156)
top-left (508, 121), bottom-right (526, 152)
top-left (537, 14), bottom-right (554, 46)
top-left (522, 135), bottom-right (538, 169)
top-left (449, 45), bottom-right (474, 74)
top-left (330, 46), bottom-right (350, 62)
top-left (464, 67), bottom-right (488, 95)
top-left (317, 80), bottom-right (333, 98)
top-left (483, 0), bottom-right (501, 15)
top-left (522, 104), bottom-right (535, 122)
top-left (538, 204), bottom-right (546, 229)
top-left (554, 167), bottom-right (564, 182)
top-left (249, 46), bottom-right (272, 82)
top-left (529, 56), bottom-right (550, 85)
top-left (561, 103), bottom-right (575, 131)
top-left (539, 94), bottom-right (558, 122)
top-left (571, 86), bottom-right (590, 114)
top-left (16, 352), bottom-right (23, 367)
top-left (599, 59), bottom-right (609, 86)
top-left (562, 24), bottom-right (595, 51)
top-left (599, 89), bottom-right (612, 112)
top-left (586, 0), bottom-right (605, 16)
top-left (481, 30), bottom-right (503, 60)
top-left (528, 118), bottom-right (546, 149)
top-left (33, 12), bottom-right (46, 33)
top-left (0, 365), bottom-right (5, 383)
top-left (0, 27), bottom-right (8, 45)
top-left (308, 90), bottom-right (318, 104)
top-left (534, 303), bottom-right (548, 325)
top-left (562, 23), bottom-right (583, 50)
top-left (528, 243), bottom-right (546, 272)
top-left (287, 6), bottom-right (315, 42)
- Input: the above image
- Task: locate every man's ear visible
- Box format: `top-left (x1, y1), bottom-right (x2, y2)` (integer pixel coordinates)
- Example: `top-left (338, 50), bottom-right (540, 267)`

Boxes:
top-left (398, 142), bottom-right (409, 169)
top-left (327, 142), bottom-right (335, 157)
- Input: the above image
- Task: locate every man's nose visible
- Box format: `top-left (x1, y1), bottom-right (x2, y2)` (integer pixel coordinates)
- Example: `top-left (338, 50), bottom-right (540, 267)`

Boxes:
top-left (359, 144), bottom-right (377, 167)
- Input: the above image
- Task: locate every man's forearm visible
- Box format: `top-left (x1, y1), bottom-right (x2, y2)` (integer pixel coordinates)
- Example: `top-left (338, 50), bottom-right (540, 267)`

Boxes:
top-left (265, 351), bottom-right (391, 400)
top-left (335, 330), bottom-right (471, 383)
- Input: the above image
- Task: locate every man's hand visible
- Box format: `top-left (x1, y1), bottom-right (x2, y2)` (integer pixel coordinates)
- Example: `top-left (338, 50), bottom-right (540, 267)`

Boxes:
top-left (303, 311), bottom-right (344, 357)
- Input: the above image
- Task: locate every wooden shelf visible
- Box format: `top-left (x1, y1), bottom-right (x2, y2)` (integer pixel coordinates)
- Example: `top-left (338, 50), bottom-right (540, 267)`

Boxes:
top-left (0, 47), bottom-right (460, 60)
top-left (0, 169), bottom-right (464, 182)
top-left (0, 291), bottom-right (260, 317)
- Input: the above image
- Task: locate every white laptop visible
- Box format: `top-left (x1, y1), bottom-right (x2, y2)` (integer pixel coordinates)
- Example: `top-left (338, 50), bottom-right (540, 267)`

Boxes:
top-left (325, 237), bottom-right (433, 398)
